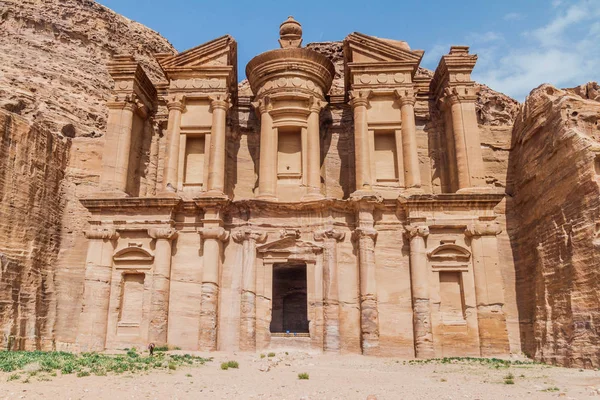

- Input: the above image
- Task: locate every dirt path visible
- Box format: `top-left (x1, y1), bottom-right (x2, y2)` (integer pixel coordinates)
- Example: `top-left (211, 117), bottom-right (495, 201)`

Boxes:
top-left (1, 352), bottom-right (599, 399)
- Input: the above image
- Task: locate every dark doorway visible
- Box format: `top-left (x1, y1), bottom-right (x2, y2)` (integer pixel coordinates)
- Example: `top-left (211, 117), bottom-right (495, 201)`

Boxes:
top-left (270, 263), bottom-right (309, 333)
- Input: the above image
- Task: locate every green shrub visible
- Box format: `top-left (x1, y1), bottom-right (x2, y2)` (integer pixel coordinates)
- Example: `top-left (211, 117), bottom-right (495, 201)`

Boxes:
top-left (542, 387), bottom-right (560, 392)
top-left (7, 373), bottom-right (20, 381)
top-left (168, 362), bottom-right (176, 370)
top-left (260, 354), bottom-right (265, 359)
top-left (267, 352), bottom-right (276, 358)
top-left (504, 372), bottom-right (515, 384)
top-left (298, 372), bottom-right (309, 380)
top-left (76, 370), bottom-right (90, 377)
top-left (226, 360), bottom-right (239, 369)
top-left (220, 362), bottom-right (229, 370)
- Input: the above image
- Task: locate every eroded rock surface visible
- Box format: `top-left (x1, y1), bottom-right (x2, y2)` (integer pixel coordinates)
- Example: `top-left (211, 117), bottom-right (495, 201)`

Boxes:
top-left (507, 83), bottom-right (600, 368)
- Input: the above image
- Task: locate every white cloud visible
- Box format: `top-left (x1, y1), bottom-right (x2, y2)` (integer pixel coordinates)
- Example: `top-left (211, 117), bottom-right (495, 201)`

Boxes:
top-left (466, 31), bottom-right (503, 44)
top-left (504, 12), bottom-right (523, 21)
top-left (469, 0), bottom-right (600, 100)
top-left (421, 43), bottom-right (450, 69)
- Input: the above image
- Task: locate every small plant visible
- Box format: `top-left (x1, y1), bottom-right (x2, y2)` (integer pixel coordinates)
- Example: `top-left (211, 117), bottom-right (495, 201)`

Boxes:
top-left (267, 352), bottom-right (276, 358)
top-left (226, 360), bottom-right (239, 369)
top-left (285, 352), bottom-right (289, 355)
top-left (504, 372), bottom-right (515, 385)
top-left (168, 362), bottom-right (176, 370)
top-left (185, 373), bottom-right (192, 377)
top-left (76, 370), bottom-right (90, 377)
top-left (440, 378), bottom-right (447, 382)
top-left (8, 373), bottom-right (20, 381)
top-left (260, 354), bottom-right (266, 359)
top-left (542, 387), bottom-right (560, 392)
top-left (298, 372), bottom-right (309, 380)
top-left (154, 346), bottom-right (169, 352)
top-left (220, 362), bottom-right (229, 370)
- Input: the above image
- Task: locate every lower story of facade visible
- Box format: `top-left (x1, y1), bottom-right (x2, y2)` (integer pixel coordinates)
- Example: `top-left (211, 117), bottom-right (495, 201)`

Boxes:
top-left (75, 193), bottom-right (512, 357)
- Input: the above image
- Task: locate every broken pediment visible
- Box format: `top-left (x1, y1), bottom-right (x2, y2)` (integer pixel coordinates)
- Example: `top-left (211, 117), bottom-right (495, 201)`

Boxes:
top-left (257, 236), bottom-right (323, 256)
top-left (344, 32), bottom-right (423, 65)
top-left (156, 35), bottom-right (238, 94)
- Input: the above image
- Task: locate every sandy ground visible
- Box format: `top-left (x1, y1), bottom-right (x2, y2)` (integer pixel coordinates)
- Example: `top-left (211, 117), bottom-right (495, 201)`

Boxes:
top-left (1, 351), bottom-right (599, 400)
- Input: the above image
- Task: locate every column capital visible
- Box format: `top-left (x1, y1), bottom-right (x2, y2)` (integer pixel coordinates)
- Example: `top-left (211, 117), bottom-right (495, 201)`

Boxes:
top-left (465, 221), bottom-right (502, 237)
top-left (394, 87), bottom-right (416, 106)
top-left (351, 227), bottom-right (378, 242)
top-left (404, 224), bottom-right (429, 239)
top-left (442, 85), bottom-right (477, 105)
top-left (314, 227), bottom-right (345, 242)
top-left (84, 228), bottom-right (119, 240)
top-left (166, 94), bottom-right (185, 112)
top-left (252, 96), bottom-right (273, 115)
top-left (148, 227), bottom-right (178, 240)
top-left (308, 96), bottom-right (326, 114)
top-left (209, 93), bottom-right (231, 111)
top-left (199, 227), bottom-right (230, 242)
top-left (349, 89), bottom-right (372, 109)
top-left (107, 93), bottom-right (138, 112)
top-left (232, 228), bottom-right (268, 244)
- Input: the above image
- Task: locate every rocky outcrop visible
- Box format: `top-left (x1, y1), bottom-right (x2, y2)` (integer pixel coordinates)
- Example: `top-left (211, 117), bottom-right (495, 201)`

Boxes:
top-left (0, 0), bottom-right (175, 349)
top-left (0, 110), bottom-right (69, 350)
top-left (507, 83), bottom-right (600, 368)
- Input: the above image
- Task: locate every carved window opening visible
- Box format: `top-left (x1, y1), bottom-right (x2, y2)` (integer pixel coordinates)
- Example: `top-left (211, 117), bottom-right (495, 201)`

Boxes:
top-left (184, 135), bottom-right (206, 186)
top-left (439, 271), bottom-right (466, 324)
top-left (119, 273), bottom-right (145, 326)
top-left (277, 127), bottom-right (302, 180)
top-left (373, 130), bottom-right (399, 183)
top-left (270, 263), bottom-right (309, 334)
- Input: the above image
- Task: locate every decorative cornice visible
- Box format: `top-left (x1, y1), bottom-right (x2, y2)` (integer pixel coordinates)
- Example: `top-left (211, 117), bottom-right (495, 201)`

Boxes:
top-left (148, 227), bottom-right (178, 240)
top-left (349, 89), bottom-right (372, 109)
top-left (465, 222), bottom-right (502, 237)
top-left (199, 227), bottom-right (229, 242)
top-left (314, 227), bottom-right (345, 242)
top-left (232, 228), bottom-right (268, 243)
top-left (84, 228), bottom-right (120, 240)
top-left (404, 225), bottom-right (430, 239)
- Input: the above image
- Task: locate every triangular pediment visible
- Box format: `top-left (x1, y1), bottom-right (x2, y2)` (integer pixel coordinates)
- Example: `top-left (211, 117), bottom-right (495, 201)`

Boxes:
top-left (344, 32), bottom-right (423, 65)
top-left (157, 35), bottom-right (237, 73)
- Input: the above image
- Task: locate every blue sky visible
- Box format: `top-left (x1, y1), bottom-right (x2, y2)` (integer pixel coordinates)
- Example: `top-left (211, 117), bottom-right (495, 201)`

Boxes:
top-left (96, 0), bottom-right (599, 101)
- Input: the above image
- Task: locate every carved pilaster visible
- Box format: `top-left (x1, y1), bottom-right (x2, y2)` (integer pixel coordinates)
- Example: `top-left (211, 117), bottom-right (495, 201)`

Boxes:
top-left (163, 95), bottom-right (185, 193)
top-left (350, 90), bottom-right (373, 192)
top-left (405, 224), bottom-right (434, 358)
top-left (233, 228), bottom-right (267, 351)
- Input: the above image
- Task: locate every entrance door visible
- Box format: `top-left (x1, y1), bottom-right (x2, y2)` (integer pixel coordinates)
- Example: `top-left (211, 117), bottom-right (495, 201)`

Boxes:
top-left (270, 263), bottom-right (309, 333)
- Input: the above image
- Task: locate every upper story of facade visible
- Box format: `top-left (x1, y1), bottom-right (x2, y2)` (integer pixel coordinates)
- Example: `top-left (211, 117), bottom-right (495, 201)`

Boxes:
top-left (95, 16), bottom-right (498, 205)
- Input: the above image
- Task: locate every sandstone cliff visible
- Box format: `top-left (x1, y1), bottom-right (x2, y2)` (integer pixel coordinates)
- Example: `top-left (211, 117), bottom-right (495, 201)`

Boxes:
top-left (0, 0), bottom-right (174, 348)
top-left (507, 83), bottom-right (600, 368)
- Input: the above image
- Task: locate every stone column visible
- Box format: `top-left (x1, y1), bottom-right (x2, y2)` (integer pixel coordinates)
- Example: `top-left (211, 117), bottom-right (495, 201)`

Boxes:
top-left (163, 96), bottom-right (185, 192)
top-left (256, 97), bottom-right (277, 200)
top-left (198, 220), bottom-right (229, 351)
top-left (314, 227), bottom-right (345, 352)
top-left (77, 228), bottom-right (119, 352)
top-left (207, 94), bottom-right (230, 195)
top-left (147, 227), bottom-right (177, 346)
top-left (102, 99), bottom-right (136, 193)
top-left (305, 97), bottom-right (325, 199)
top-left (440, 98), bottom-right (458, 192)
top-left (465, 221), bottom-right (510, 356)
top-left (352, 203), bottom-right (379, 355)
top-left (349, 90), bottom-right (372, 192)
top-left (444, 87), bottom-right (485, 190)
top-left (232, 228), bottom-right (267, 351)
top-left (406, 224), bottom-right (434, 358)
top-left (395, 88), bottom-right (421, 189)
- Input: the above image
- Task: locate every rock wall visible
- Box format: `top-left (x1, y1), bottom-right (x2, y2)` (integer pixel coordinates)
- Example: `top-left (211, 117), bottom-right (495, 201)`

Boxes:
top-left (0, 110), bottom-right (69, 350)
top-left (0, 0), bottom-right (175, 348)
top-left (507, 83), bottom-right (600, 368)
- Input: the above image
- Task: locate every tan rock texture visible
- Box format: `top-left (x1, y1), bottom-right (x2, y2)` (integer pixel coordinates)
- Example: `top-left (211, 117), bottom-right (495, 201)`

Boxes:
top-left (507, 83), bottom-right (600, 368)
top-left (0, 0), bottom-right (174, 348)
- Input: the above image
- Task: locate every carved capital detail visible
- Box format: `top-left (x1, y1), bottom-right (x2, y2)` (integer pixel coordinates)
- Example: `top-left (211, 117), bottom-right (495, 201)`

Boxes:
top-left (442, 85), bottom-right (477, 105)
top-left (349, 90), bottom-right (372, 109)
top-left (166, 94), bottom-right (185, 112)
top-left (279, 229), bottom-right (301, 239)
top-left (314, 227), bottom-right (345, 242)
top-left (84, 228), bottom-right (120, 240)
top-left (465, 222), bottom-right (502, 237)
top-left (404, 225), bottom-right (430, 239)
top-left (209, 93), bottom-right (231, 111)
top-left (232, 228), bottom-right (268, 244)
top-left (308, 96), bottom-right (326, 114)
top-left (394, 87), bottom-right (416, 106)
top-left (148, 227), bottom-right (178, 240)
top-left (199, 227), bottom-right (230, 242)
top-left (351, 227), bottom-right (378, 242)
top-left (252, 96), bottom-right (273, 115)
